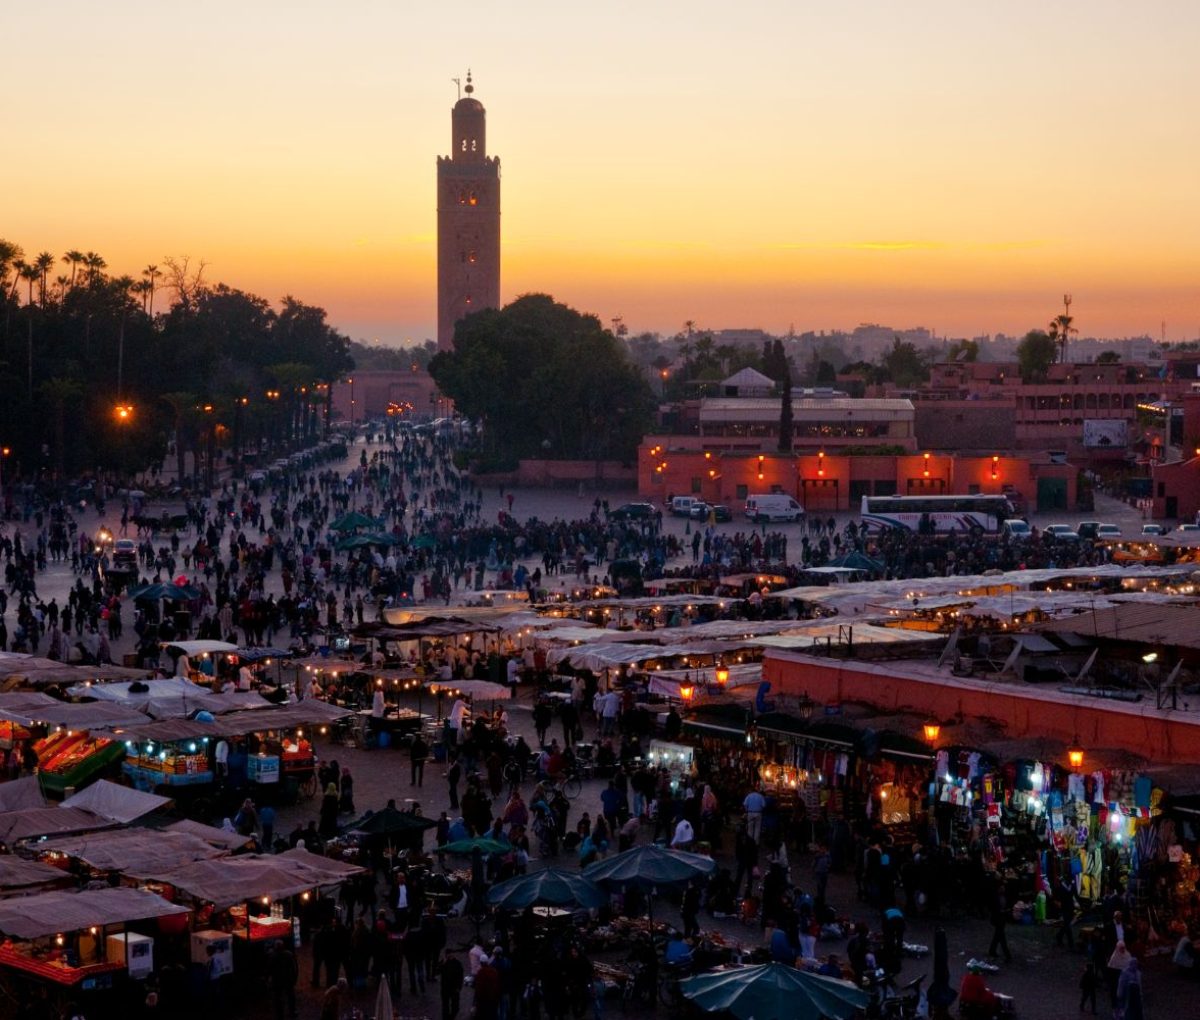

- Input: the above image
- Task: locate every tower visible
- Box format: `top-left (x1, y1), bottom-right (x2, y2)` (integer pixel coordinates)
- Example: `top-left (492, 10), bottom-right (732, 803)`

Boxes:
top-left (437, 72), bottom-right (501, 350)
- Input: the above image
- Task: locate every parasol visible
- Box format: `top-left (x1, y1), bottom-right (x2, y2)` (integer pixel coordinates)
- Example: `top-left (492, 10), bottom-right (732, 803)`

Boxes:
top-left (486, 867), bottom-right (608, 910)
top-left (678, 962), bottom-right (869, 1020)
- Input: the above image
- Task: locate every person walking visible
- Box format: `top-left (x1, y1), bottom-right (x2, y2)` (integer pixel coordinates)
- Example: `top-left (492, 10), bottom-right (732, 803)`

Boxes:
top-left (410, 733), bottom-right (428, 787)
top-left (446, 757), bottom-right (461, 810)
top-left (1079, 960), bottom-right (1099, 1015)
top-left (988, 882), bottom-right (1012, 963)
top-left (268, 939), bottom-right (298, 1020)
top-left (1054, 874), bottom-right (1077, 949)
top-left (441, 950), bottom-right (464, 1020)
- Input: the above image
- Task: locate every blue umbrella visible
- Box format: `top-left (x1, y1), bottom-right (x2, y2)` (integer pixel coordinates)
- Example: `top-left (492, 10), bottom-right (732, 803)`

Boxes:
top-left (487, 867), bottom-right (607, 910)
top-left (679, 963), bottom-right (869, 1020)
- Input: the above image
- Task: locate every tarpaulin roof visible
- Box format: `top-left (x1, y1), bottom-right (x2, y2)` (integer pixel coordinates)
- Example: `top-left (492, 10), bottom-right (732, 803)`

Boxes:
top-left (163, 819), bottom-right (254, 851)
top-left (0, 655), bottom-right (153, 687)
top-left (426, 679), bottom-right (510, 700)
top-left (64, 678), bottom-right (272, 717)
top-left (61, 780), bottom-right (171, 824)
top-left (367, 619), bottom-right (501, 639)
top-left (0, 887), bottom-right (189, 939)
top-left (164, 640), bottom-right (238, 655)
top-left (0, 858), bottom-right (68, 891)
top-left (150, 848), bottom-right (365, 908)
top-left (547, 642), bottom-right (737, 671)
top-left (0, 699), bottom-right (148, 730)
top-left (0, 775), bottom-right (48, 812)
top-left (98, 699), bottom-right (351, 742)
top-left (38, 828), bottom-right (225, 875)
top-left (0, 807), bottom-right (119, 844)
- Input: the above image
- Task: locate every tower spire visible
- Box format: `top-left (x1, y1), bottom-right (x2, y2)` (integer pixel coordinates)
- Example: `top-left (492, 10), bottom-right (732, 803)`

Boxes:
top-left (464, 69), bottom-right (474, 95)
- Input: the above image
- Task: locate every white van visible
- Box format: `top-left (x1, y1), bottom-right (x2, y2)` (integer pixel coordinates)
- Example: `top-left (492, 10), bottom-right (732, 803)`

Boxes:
top-left (670, 496), bottom-right (700, 517)
top-left (744, 494), bottom-right (804, 523)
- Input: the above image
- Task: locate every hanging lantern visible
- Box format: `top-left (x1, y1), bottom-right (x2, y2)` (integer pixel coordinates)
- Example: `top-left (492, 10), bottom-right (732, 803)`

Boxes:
top-left (1068, 740), bottom-right (1084, 769)
top-left (715, 666), bottom-right (729, 686)
top-left (923, 720), bottom-right (941, 744)
top-left (678, 684), bottom-right (695, 702)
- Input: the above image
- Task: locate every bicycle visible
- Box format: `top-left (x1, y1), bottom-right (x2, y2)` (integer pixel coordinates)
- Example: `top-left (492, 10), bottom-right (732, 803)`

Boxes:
top-left (298, 770), bottom-right (319, 800)
top-left (556, 768), bottom-right (583, 800)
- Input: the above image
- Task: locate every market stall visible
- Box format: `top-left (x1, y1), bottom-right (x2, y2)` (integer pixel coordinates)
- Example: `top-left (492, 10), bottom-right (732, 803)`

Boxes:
top-left (0, 887), bottom-right (188, 1001)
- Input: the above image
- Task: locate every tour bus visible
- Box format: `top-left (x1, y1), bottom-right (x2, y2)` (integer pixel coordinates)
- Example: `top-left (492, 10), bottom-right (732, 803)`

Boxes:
top-left (859, 494), bottom-right (1017, 534)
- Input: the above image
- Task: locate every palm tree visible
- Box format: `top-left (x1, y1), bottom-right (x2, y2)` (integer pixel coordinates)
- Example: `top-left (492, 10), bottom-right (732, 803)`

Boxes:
top-left (62, 250), bottom-right (85, 290)
top-left (38, 377), bottom-right (83, 477)
top-left (143, 264), bottom-right (161, 316)
top-left (0, 240), bottom-right (23, 297)
top-left (132, 278), bottom-right (152, 313)
top-left (159, 391), bottom-right (197, 486)
top-left (34, 252), bottom-right (54, 307)
top-left (83, 251), bottom-right (106, 283)
top-left (54, 275), bottom-right (70, 303)
top-left (1048, 313), bottom-right (1076, 364)
top-left (19, 262), bottom-right (38, 306)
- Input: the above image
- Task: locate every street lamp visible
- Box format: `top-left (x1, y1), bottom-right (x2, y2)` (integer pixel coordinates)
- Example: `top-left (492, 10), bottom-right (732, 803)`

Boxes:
top-left (923, 720), bottom-right (941, 745)
top-left (114, 404), bottom-right (133, 423)
top-left (678, 684), bottom-right (694, 703)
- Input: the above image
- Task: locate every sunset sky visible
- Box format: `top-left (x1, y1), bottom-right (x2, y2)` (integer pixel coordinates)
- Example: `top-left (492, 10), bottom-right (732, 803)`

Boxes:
top-left (6, 1), bottom-right (1198, 344)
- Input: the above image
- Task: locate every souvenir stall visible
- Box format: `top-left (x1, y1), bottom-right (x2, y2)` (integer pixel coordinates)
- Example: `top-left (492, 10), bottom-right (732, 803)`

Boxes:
top-left (1144, 794), bottom-right (1200, 947)
top-left (753, 714), bottom-right (862, 843)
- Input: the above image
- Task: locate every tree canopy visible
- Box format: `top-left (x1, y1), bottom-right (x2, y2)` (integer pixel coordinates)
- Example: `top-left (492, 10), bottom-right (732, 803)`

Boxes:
top-left (1017, 329), bottom-right (1058, 382)
top-left (429, 294), bottom-right (655, 467)
top-left (0, 239), bottom-right (352, 481)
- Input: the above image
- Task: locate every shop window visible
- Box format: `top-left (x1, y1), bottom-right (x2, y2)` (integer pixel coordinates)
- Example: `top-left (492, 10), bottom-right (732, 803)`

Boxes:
top-left (735, 484), bottom-right (748, 500)
top-left (691, 477), bottom-right (702, 494)
top-left (874, 480), bottom-right (897, 496)
top-left (1157, 482), bottom-right (1165, 497)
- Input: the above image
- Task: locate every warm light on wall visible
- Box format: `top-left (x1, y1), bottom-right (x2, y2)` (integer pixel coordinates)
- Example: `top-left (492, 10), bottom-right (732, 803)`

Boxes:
top-left (757, 454), bottom-right (764, 480)
top-left (923, 452), bottom-right (931, 477)
top-left (991, 454), bottom-right (1000, 480)
top-left (817, 450), bottom-right (825, 477)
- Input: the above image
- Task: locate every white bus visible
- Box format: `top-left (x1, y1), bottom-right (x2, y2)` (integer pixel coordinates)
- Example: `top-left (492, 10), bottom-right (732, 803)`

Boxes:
top-left (860, 494), bottom-right (1016, 534)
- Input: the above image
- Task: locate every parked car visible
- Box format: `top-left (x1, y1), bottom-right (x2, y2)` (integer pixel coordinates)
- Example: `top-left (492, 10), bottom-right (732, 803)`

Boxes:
top-left (1076, 521), bottom-right (1102, 540)
top-left (670, 496), bottom-right (700, 517)
top-left (1001, 520), bottom-right (1032, 539)
top-left (690, 502), bottom-right (733, 523)
top-left (1096, 524), bottom-right (1122, 539)
top-left (1141, 523), bottom-right (1167, 536)
top-left (610, 502), bottom-right (657, 522)
top-left (1176, 523), bottom-right (1200, 533)
top-left (744, 493), bottom-right (805, 523)
top-left (1044, 524), bottom-right (1081, 541)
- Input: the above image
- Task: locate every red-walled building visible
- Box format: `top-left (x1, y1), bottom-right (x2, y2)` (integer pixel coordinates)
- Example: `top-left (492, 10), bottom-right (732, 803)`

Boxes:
top-left (639, 444), bottom-right (1075, 514)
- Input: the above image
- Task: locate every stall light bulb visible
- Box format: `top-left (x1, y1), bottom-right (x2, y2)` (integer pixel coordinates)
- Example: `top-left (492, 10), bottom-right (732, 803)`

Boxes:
top-left (188, 743), bottom-right (197, 753)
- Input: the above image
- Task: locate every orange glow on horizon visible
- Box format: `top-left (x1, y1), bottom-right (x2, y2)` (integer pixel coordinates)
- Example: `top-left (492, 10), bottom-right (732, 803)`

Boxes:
top-left (4, 2), bottom-right (1197, 343)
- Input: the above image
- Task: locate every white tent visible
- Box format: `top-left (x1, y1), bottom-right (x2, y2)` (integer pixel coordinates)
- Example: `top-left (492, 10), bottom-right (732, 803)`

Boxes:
top-left (62, 780), bottom-right (171, 824)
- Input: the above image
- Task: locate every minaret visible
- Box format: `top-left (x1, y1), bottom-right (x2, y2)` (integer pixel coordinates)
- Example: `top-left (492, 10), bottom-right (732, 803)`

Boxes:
top-left (437, 71), bottom-right (501, 350)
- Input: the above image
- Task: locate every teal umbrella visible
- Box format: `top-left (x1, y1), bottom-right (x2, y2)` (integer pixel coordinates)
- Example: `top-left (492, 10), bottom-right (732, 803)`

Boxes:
top-left (679, 963), bottom-right (869, 1020)
top-left (582, 844), bottom-right (715, 887)
top-left (440, 837), bottom-right (511, 855)
top-left (330, 511), bottom-right (377, 532)
top-left (827, 550), bottom-right (884, 573)
top-left (486, 867), bottom-right (607, 910)
top-left (411, 534), bottom-right (438, 550)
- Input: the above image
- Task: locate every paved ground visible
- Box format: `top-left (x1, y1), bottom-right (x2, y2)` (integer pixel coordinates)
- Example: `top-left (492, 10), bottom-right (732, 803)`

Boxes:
top-left (8, 440), bottom-right (1185, 1019)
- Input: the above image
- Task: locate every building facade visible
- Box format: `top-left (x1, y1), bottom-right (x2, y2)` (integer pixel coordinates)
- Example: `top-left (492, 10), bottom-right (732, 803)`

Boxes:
top-left (436, 73), bottom-right (501, 351)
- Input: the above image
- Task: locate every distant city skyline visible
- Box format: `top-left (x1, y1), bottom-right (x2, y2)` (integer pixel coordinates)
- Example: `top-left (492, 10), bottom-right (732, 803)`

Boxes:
top-left (6, 1), bottom-right (1198, 345)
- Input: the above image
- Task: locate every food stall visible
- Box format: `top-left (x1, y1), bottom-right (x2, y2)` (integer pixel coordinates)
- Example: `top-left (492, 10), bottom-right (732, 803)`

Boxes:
top-left (142, 848), bottom-right (366, 973)
top-left (0, 887), bottom-right (189, 1008)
